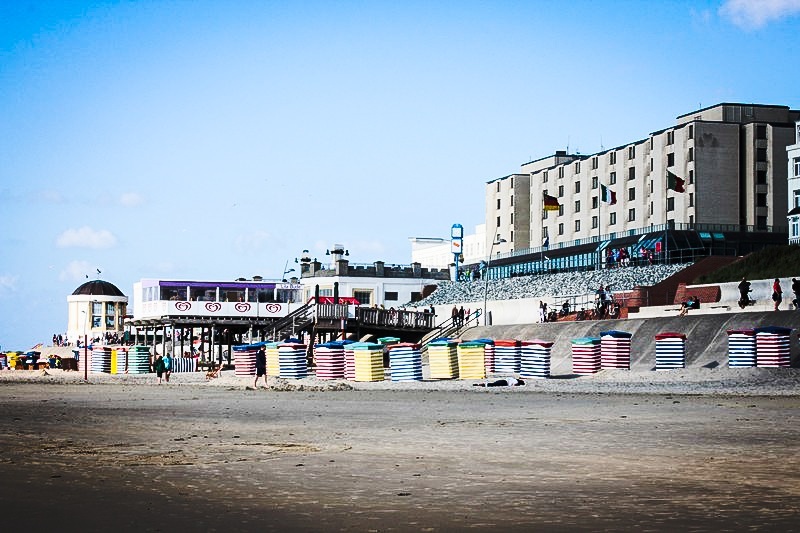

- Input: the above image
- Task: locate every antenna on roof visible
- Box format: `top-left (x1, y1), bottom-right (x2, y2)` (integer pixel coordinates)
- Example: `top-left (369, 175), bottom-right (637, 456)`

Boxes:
top-left (566, 136), bottom-right (570, 154)
top-left (600, 136), bottom-right (604, 151)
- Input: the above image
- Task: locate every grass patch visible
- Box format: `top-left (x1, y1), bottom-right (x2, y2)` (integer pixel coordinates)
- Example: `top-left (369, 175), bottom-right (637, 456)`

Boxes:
top-left (695, 245), bottom-right (800, 284)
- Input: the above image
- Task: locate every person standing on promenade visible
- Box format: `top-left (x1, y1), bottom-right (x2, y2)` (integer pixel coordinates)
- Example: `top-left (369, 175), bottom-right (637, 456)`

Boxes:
top-left (772, 278), bottom-right (783, 311)
top-left (254, 346), bottom-right (268, 389)
top-left (163, 353), bottom-right (173, 383)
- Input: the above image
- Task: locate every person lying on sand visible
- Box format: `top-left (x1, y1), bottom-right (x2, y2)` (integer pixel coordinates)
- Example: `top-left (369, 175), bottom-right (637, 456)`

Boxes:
top-left (473, 377), bottom-right (525, 387)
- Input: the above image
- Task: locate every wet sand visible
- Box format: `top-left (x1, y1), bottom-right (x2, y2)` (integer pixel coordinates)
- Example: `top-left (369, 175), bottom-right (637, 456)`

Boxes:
top-left (1, 382), bottom-right (799, 531)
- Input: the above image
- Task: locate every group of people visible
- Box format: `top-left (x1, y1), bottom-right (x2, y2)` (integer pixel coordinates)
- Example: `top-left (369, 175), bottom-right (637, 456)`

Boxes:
top-left (736, 277), bottom-right (800, 311)
top-left (152, 354), bottom-right (172, 384)
top-left (537, 285), bottom-right (620, 323)
top-left (451, 305), bottom-right (470, 327)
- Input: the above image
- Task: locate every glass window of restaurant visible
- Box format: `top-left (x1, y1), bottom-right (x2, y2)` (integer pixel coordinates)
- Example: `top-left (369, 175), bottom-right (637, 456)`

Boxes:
top-left (189, 285), bottom-right (218, 301)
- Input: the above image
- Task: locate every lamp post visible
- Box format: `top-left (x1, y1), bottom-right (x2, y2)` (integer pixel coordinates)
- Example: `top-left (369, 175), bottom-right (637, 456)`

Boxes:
top-left (483, 237), bottom-right (507, 326)
top-left (81, 309), bottom-right (88, 381)
top-left (282, 260), bottom-right (296, 282)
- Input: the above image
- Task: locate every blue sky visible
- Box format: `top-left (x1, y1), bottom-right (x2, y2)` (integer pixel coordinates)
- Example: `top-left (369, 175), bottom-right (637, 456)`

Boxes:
top-left (1, 0), bottom-right (799, 349)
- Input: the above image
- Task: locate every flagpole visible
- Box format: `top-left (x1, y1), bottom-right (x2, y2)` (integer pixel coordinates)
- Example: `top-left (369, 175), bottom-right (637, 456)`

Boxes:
top-left (598, 189), bottom-right (602, 271)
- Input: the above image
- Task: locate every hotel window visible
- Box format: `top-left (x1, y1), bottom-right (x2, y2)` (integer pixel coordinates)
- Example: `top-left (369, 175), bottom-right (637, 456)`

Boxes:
top-left (609, 171), bottom-right (617, 184)
top-left (496, 216), bottom-right (500, 227)
top-left (592, 197), bottom-right (598, 209)
top-left (650, 158), bottom-right (653, 171)
top-left (688, 147), bottom-right (694, 162)
top-left (384, 292), bottom-right (398, 301)
top-left (510, 176), bottom-right (514, 187)
top-left (558, 167), bottom-right (564, 179)
top-left (592, 157), bottom-right (598, 169)
top-left (575, 200), bottom-right (581, 213)
top-left (558, 205), bottom-right (564, 216)
top-left (650, 181), bottom-right (654, 194)
top-left (628, 208), bottom-right (636, 221)
top-left (756, 193), bottom-right (767, 207)
top-left (511, 213), bottom-right (514, 223)
top-left (756, 148), bottom-right (767, 162)
top-left (628, 167), bottom-right (635, 180)
top-left (689, 193), bottom-right (694, 207)
top-left (667, 153), bottom-right (675, 167)
top-left (650, 201), bottom-right (653, 215)
top-left (558, 185), bottom-right (564, 197)
top-left (592, 176), bottom-right (598, 189)
top-left (628, 188), bottom-right (635, 201)
top-left (543, 171), bottom-right (549, 183)
top-left (542, 227), bottom-right (549, 239)
top-left (666, 131), bottom-right (674, 145)
top-left (609, 212), bottom-right (617, 225)
top-left (689, 170), bottom-right (694, 184)
top-left (628, 146), bottom-right (635, 160)
top-left (497, 198), bottom-right (501, 209)
top-left (558, 223), bottom-right (564, 235)
top-left (510, 196), bottom-right (514, 206)
top-left (794, 157), bottom-right (800, 177)
top-left (496, 182), bottom-right (500, 192)
top-left (511, 231), bottom-right (514, 242)
top-left (609, 151), bottom-right (617, 165)
top-left (690, 215), bottom-right (694, 225)
top-left (667, 197), bottom-right (675, 212)
top-left (794, 189), bottom-right (800, 208)
top-left (688, 124), bottom-right (694, 139)
top-left (757, 215), bottom-right (767, 230)
top-left (792, 218), bottom-right (799, 239)
top-left (756, 125), bottom-right (767, 140)
top-left (575, 220), bottom-right (581, 232)
top-left (575, 161), bottom-right (581, 173)
top-left (756, 170), bottom-right (767, 184)
top-left (575, 181), bottom-right (581, 194)
top-left (592, 216), bottom-right (598, 229)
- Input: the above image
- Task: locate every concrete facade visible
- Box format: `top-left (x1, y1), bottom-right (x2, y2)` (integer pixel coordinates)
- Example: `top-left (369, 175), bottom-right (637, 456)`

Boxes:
top-left (786, 121), bottom-right (800, 244)
top-left (488, 103), bottom-right (800, 256)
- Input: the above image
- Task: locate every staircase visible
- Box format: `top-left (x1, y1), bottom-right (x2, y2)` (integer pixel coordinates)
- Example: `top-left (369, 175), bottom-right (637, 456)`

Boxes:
top-left (419, 309), bottom-right (482, 353)
top-left (270, 302), bottom-right (314, 340)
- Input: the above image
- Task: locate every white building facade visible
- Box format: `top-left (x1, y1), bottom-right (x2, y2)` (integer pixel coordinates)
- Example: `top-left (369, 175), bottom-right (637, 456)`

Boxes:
top-left (787, 121), bottom-right (800, 244)
top-left (487, 103), bottom-right (800, 256)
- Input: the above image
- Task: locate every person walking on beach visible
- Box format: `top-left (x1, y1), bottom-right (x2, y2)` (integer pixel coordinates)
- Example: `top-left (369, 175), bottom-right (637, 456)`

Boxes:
top-left (163, 353), bottom-right (173, 382)
top-left (154, 355), bottom-right (166, 384)
top-left (254, 346), bottom-right (268, 389)
top-left (772, 278), bottom-right (783, 311)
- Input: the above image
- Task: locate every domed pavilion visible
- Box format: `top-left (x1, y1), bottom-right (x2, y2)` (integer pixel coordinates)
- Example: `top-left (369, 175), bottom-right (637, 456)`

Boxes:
top-left (66, 279), bottom-right (128, 344)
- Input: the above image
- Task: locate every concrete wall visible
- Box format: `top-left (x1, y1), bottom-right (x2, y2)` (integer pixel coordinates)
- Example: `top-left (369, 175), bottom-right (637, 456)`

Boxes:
top-left (461, 311), bottom-right (799, 374)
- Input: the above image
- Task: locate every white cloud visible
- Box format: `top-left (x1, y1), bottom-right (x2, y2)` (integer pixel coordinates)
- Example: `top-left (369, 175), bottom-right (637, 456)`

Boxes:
top-left (0, 274), bottom-right (18, 294)
top-left (56, 226), bottom-right (117, 249)
top-left (720, 0), bottom-right (800, 29)
top-left (59, 260), bottom-right (92, 282)
top-left (120, 192), bottom-right (144, 207)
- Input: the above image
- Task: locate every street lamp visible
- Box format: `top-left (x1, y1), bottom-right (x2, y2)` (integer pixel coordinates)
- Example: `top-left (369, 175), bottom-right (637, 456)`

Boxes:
top-left (282, 260), bottom-right (296, 282)
top-left (483, 237), bottom-right (507, 326)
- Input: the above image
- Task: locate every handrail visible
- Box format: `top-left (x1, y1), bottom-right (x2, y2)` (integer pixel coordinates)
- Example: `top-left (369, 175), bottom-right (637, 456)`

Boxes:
top-left (420, 309), bottom-right (482, 350)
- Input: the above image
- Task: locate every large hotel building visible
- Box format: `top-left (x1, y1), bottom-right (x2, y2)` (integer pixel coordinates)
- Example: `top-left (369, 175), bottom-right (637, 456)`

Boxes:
top-left (483, 103), bottom-right (800, 277)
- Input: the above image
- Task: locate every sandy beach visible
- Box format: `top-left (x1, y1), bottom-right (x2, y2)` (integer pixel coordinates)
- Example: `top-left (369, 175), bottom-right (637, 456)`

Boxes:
top-left (1, 370), bottom-right (799, 531)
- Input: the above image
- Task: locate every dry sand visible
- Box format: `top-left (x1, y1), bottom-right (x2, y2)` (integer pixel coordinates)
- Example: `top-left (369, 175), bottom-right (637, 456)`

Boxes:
top-left (1, 369), bottom-right (799, 531)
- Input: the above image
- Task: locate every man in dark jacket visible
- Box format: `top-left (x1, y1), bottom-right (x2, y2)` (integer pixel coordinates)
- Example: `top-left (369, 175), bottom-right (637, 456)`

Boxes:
top-left (738, 278), bottom-right (752, 308)
top-left (254, 347), bottom-right (268, 389)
